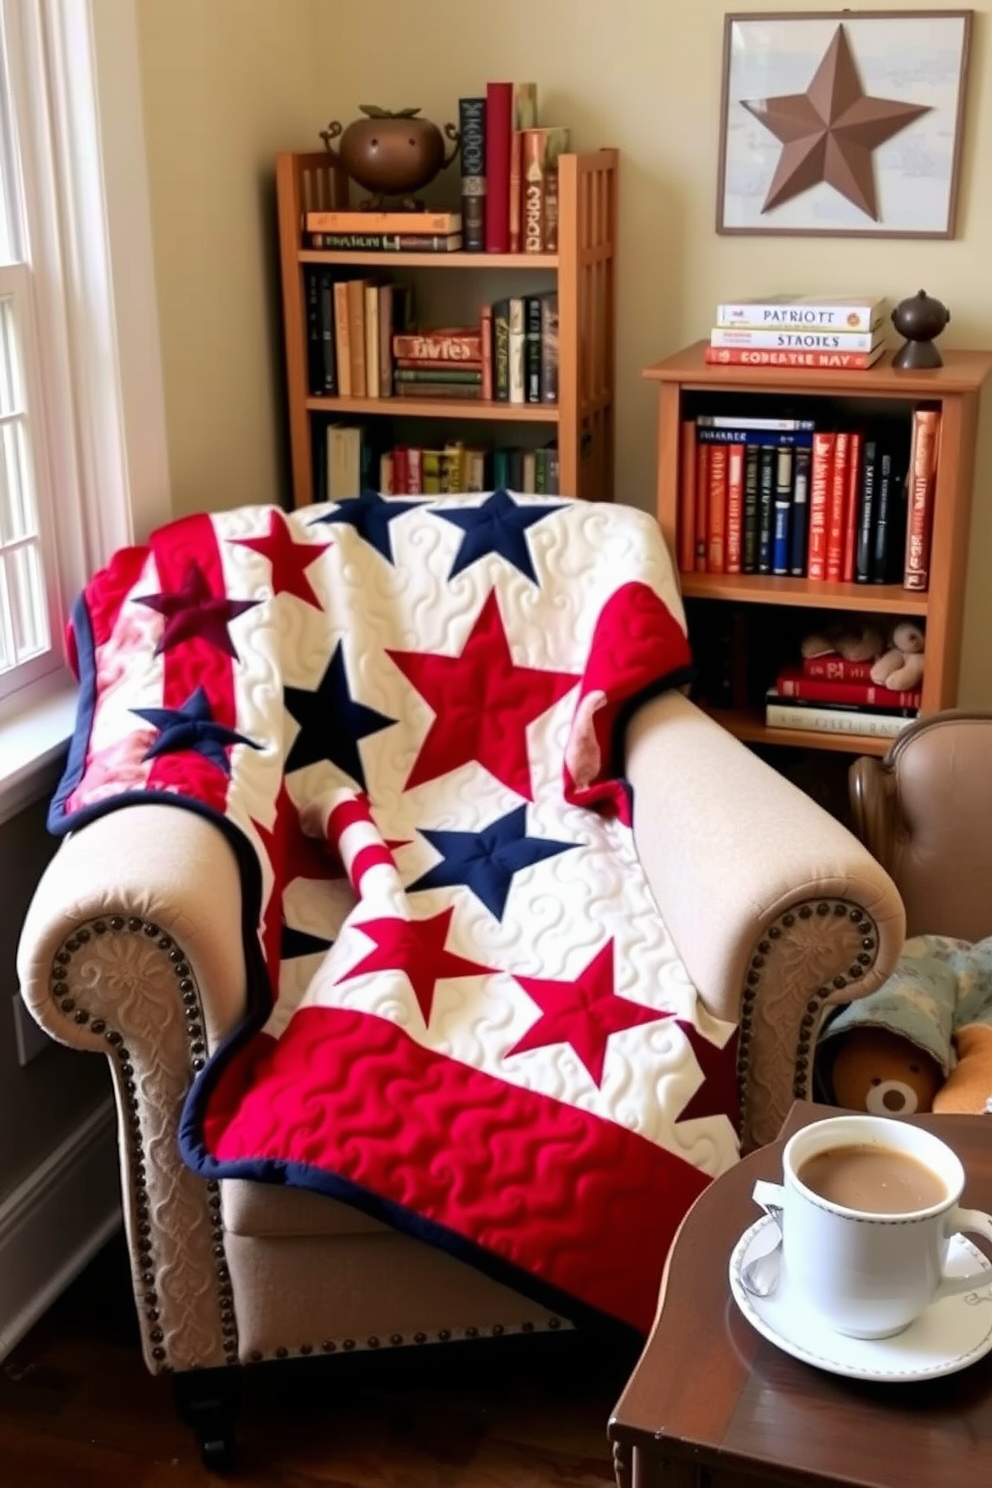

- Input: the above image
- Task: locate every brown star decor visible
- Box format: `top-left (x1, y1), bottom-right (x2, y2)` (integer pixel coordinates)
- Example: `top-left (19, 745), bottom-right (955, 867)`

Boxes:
top-left (742, 23), bottom-right (931, 221)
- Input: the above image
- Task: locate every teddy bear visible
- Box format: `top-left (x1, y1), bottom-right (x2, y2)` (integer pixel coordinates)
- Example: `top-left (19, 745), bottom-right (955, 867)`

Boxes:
top-left (819, 935), bottom-right (992, 1116)
top-left (800, 617), bottom-right (886, 664)
top-left (869, 618), bottom-right (926, 692)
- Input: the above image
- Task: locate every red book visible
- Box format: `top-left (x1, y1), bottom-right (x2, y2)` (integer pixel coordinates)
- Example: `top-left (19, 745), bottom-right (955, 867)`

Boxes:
top-left (706, 443), bottom-right (728, 572)
top-left (694, 442), bottom-right (710, 571)
top-left (825, 431), bottom-right (850, 581)
top-left (904, 407), bottom-right (941, 590)
top-left (704, 346), bottom-right (884, 370)
top-left (678, 419), bottom-right (696, 573)
top-left (806, 433), bottom-right (835, 580)
top-left (775, 664), bottom-right (921, 710)
top-left (485, 82), bottom-right (513, 253)
top-left (480, 305), bottom-right (493, 401)
top-left (802, 656), bottom-right (876, 682)
top-left (725, 442), bottom-right (745, 574)
top-left (841, 430), bottom-right (862, 582)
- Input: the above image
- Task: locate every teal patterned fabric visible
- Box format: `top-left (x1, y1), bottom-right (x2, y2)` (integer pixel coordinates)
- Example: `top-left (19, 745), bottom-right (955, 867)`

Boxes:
top-left (820, 935), bottom-right (992, 1076)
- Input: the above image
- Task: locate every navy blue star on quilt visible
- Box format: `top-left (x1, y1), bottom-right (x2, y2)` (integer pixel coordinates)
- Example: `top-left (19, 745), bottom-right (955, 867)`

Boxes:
top-left (281, 925), bottom-right (334, 960)
top-left (408, 805), bottom-right (573, 919)
top-left (435, 488), bottom-right (556, 582)
top-left (284, 642), bottom-right (395, 788)
top-left (132, 686), bottom-right (260, 774)
top-left (312, 487), bottom-right (424, 564)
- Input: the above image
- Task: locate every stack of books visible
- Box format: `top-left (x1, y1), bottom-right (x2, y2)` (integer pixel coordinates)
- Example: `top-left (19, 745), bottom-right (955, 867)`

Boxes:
top-left (459, 83), bottom-right (569, 254)
top-left (764, 655), bottom-right (920, 740)
top-left (705, 294), bottom-right (888, 371)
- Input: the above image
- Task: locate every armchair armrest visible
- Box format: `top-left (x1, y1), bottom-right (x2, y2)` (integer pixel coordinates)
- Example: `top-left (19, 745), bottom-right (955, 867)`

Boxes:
top-left (625, 692), bottom-right (905, 1148)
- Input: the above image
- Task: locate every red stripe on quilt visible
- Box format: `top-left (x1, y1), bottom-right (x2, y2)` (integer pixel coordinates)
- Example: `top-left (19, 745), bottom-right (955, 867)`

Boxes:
top-left (147, 512), bottom-right (236, 814)
top-left (327, 795), bottom-right (375, 837)
top-left (348, 844), bottom-right (396, 890)
top-left (202, 1006), bottom-right (710, 1331)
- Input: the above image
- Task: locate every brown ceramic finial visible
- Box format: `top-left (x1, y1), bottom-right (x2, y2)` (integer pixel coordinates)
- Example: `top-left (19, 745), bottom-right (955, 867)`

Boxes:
top-left (891, 290), bottom-right (950, 370)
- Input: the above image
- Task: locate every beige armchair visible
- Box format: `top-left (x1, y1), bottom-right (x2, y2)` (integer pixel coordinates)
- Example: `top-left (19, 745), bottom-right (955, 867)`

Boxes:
top-left (18, 689), bottom-right (903, 1466)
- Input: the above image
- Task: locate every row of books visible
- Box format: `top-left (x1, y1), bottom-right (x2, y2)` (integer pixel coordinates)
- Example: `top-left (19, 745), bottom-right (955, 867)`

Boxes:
top-left (459, 83), bottom-right (568, 254)
top-left (318, 423), bottom-right (560, 501)
top-left (705, 294), bottom-right (888, 371)
top-left (677, 405), bottom-right (939, 591)
top-left (305, 270), bottom-right (559, 405)
top-left (765, 655), bottom-right (920, 740)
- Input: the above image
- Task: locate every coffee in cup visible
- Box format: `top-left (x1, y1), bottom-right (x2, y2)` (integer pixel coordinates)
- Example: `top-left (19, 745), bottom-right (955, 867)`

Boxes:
top-left (753, 1114), bottom-right (992, 1339)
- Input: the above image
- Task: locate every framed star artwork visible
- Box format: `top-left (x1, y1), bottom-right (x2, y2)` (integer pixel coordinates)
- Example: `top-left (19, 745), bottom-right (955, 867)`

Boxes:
top-left (716, 10), bottom-right (973, 237)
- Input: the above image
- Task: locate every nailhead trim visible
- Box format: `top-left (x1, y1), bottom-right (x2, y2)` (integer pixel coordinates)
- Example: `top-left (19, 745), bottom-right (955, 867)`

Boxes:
top-left (48, 916), bottom-right (237, 1370)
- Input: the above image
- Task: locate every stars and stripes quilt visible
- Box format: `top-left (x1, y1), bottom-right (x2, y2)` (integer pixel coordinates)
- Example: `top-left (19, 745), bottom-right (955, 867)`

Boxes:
top-left (50, 491), bottom-right (741, 1333)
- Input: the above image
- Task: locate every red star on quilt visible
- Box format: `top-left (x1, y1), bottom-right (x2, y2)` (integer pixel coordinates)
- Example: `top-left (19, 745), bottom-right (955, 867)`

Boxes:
top-left (136, 558), bottom-right (258, 658)
top-left (228, 512), bottom-right (331, 609)
top-left (673, 1020), bottom-right (740, 1125)
top-left (337, 907), bottom-right (493, 1026)
top-left (251, 783), bottom-right (346, 983)
top-left (507, 941), bottom-right (665, 1087)
top-left (387, 590), bottom-right (579, 798)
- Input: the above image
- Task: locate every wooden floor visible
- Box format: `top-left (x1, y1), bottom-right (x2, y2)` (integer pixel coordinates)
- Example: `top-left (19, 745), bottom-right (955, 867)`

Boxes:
top-left (0, 1232), bottom-right (640, 1487)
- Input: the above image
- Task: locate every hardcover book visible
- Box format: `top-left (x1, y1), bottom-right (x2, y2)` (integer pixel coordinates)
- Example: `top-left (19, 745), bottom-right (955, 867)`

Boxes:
top-left (484, 81), bottom-right (513, 253)
top-left (305, 210), bottom-right (461, 234)
top-left (306, 232), bottom-right (463, 252)
top-left (458, 97), bottom-right (486, 252)
top-left (715, 296), bottom-right (886, 332)
top-left (521, 126), bottom-right (569, 253)
top-left (705, 346), bottom-right (885, 370)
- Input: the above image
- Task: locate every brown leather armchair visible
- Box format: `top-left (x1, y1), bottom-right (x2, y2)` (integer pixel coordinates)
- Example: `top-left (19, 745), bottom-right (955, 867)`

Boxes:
top-left (850, 709), bottom-right (992, 941)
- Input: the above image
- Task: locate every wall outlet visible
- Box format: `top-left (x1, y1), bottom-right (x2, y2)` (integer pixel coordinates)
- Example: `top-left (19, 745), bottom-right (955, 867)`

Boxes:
top-left (11, 992), bottom-right (51, 1068)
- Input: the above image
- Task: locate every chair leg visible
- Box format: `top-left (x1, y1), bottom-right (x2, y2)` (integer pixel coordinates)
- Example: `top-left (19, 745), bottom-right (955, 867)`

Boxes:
top-left (172, 1366), bottom-right (242, 1472)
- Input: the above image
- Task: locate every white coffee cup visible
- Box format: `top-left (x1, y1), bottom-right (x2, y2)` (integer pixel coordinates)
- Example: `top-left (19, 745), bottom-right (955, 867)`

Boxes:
top-left (753, 1114), bottom-right (992, 1340)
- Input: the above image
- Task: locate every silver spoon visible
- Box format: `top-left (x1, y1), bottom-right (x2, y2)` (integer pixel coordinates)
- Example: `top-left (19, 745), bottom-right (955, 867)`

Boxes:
top-left (741, 1199), bottom-right (784, 1297)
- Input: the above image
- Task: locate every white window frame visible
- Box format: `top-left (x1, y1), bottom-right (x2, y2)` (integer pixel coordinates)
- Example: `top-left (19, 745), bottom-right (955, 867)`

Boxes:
top-left (0, 0), bottom-right (170, 823)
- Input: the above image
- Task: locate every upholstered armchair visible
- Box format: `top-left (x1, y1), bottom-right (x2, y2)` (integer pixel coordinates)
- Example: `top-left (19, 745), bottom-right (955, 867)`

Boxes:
top-left (17, 495), bottom-right (904, 1466)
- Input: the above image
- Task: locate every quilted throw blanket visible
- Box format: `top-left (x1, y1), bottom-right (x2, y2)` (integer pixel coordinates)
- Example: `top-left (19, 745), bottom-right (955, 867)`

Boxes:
top-left (51, 492), bottom-right (741, 1333)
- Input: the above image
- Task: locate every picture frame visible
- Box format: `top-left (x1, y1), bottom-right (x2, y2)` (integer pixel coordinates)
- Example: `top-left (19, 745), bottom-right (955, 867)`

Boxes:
top-left (716, 9), bottom-right (973, 238)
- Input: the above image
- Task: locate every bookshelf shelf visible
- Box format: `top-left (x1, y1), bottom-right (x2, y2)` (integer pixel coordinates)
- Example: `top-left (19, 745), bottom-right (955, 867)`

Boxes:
top-left (680, 573), bottom-right (927, 616)
top-left (304, 395), bottom-right (559, 423)
top-left (646, 340), bottom-right (992, 760)
top-left (278, 148), bottom-right (618, 506)
top-left (299, 249), bottom-right (559, 270)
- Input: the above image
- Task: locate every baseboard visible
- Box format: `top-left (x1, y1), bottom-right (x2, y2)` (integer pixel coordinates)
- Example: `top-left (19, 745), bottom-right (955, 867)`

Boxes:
top-left (0, 1096), bottom-right (121, 1360)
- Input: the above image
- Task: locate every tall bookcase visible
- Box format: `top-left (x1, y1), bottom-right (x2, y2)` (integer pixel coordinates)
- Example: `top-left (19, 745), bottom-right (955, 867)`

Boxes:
top-left (275, 148), bottom-right (618, 508)
top-left (645, 340), bottom-right (992, 760)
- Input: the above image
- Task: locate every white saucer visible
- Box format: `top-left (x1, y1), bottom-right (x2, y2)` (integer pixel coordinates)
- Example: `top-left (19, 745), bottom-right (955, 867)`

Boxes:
top-left (729, 1213), bottom-right (992, 1382)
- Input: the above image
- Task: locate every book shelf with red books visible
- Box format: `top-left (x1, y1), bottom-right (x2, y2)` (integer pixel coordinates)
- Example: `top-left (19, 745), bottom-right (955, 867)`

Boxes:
top-left (645, 340), bottom-right (992, 760)
top-left (276, 148), bottom-right (617, 507)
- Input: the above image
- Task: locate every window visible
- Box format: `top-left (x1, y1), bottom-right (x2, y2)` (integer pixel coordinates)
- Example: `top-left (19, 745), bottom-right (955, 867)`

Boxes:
top-left (0, 0), bottom-right (169, 817)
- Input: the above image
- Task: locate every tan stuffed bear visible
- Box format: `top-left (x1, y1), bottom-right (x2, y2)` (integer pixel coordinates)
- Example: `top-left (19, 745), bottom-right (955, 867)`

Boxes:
top-left (800, 618), bottom-right (886, 663)
top-left (869, 618), bottom-right (925, 692)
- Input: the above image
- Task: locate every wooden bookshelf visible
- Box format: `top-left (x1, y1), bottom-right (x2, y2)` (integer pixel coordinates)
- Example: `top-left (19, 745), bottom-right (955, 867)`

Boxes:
top-left (645, 340), bottom-right (992, 755)
top-left (277, 148), bottom-right (618, 507)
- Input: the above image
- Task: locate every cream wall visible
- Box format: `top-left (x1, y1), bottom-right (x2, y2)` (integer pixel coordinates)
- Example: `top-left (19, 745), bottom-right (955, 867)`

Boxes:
top-left (135, 0), bottom-right (992, 702)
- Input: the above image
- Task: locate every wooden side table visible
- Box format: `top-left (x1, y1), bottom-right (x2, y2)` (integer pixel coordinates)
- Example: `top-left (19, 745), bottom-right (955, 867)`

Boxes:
top-left (609, 1101), bottom-right (992, 1488)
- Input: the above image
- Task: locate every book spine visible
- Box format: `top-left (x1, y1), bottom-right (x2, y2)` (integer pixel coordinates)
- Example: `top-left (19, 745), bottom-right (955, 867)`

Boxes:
top-left (393, 368), bottom-right (482, 383)
top-left (775, 671), bottom-right (921, 709)
top-left (788, 444), bottom-right (811, 577)
top-left (377, 284), bottom-right (393, 397)
top-left (725, 442), bottom-right (744, 575)
top-left (756, 445), bottom-right (776, 574)
top-left (704, 347), bottom-right (882, 370)
top-left (508, 297), bottom-right (526, 404)
top-left (854, 439), bottom-right (879, 582)
top-left (903, 408), bottom-right (941, 591)
top-left (710, 327), bottom-right (880, 352)
top-left (871, 449), bottom-right (905, 584)
top-left (525, 295), bottom-right (542, 402)
top-left (492, 447), bottom-right (510, 489)
top-left (395, 382), bottom-right (481, 399)
top-left (803, 656), bottom-right (877, 682)
top-left (678, 419), bottom-right (696, 573)
top-left (765, 702), bottom-right (912, 738)
top-left (697, 414), bottom-right (816, 431)
top-left (807, 433), bottom-right (835, 580)
top-left (540, 293), bottom-right (558, 404)
top-left (706, 442), bottom-right (728, 573)
top-left (695, 427), bottom-right (813, 447)
top-left (493, 301), bottom-right (510, 401)
top-left (484, 81), bottom-right (513, 253)
top-left (332, 281), bottom-right (351, 398)
top-left (480, 304), bottom-right (493, 401)
top-left (393, 332), bottom-right (482, 361)
top-left (841, 430), bottom-right (861, 582)
top-left (825, 430), bottom-right (849, 583)
top-left (317, 270), bottom-right (336, 395)
top-left (305, 268), bottom-right (322, 394)
top-left (695, 442), bottom-right (711, 571)
top-left (306, 210), bottom-right (461, 233)
top-left (379, 451), bottom-right (394, 495)
top-left (741, 444), bottom-right (759, 574)
top-left (394, 357), bottom-right (483, 372)
top-left (458, 97), bottom-right (486, 252)
top-left (364, 284), bottom-right (380, 400)
top-left (406, 447), bottom-right (423, 495)
top-left (771, 442), bottom-right (793, 576)
top-left (346, 279), bottom-right (367, 398)
top-left (715, 302), bottom-right (882, 332)
top-left (509, 129), bottom-right (524, 253)
top-left (306, 232), bottom-right (462, 251)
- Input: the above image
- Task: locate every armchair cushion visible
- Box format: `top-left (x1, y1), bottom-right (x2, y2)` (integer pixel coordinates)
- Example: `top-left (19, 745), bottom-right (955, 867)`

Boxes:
top-left (50, 494), bottom-right (748, 1333)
